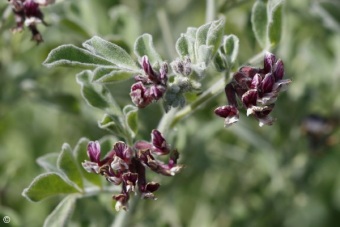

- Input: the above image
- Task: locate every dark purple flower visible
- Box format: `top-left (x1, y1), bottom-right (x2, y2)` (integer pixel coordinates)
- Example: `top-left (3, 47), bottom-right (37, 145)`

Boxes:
top-left (8, 0), bottom-right (54, 43)
top-left (130, 56), bottom-right (168, 108)
top-left (82, 130), bottom-right (182, 211)
top-left (215, 52), bottom-right (291, 126)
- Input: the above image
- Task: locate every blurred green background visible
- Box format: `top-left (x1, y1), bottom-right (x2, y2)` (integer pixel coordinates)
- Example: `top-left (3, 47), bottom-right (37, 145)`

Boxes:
top-left (1, 0), bottom-right (340, 226)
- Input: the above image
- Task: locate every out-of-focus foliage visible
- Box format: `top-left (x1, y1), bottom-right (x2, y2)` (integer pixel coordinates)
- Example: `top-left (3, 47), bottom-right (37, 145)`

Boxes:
top-left (1, 0), bottom-right (340, 226)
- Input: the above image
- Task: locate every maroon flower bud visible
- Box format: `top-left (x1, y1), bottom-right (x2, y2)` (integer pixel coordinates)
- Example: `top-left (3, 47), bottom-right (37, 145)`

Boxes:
top-left (273, 59), bottom-right (284, 81)
top-left (130, 56), bottom-right (168, 108)
top-left (242, 89), bottom-right (258, 109)
top-left (113, 142), bottom-right (132, 164)
top-left (151, 129), bottom-right (170, 155)
top-left (263, 52), bottom-right (276, 73)
top-left (113, 193), bottom-right (129, 211)
top-left (239, 66), bottom-right (260, 78)
top-left (261, 73), bottom-right (275, 94)
top-left (214, 105), bottom-right (239, 127)
top-left (130, 82), bottom-right (152, 108)
top-left (122, 172), bottom-right (138, 193)
top-left (250, 74), bottom-right (262, 89)
top-left (87, 141), bottom-right (101, 163)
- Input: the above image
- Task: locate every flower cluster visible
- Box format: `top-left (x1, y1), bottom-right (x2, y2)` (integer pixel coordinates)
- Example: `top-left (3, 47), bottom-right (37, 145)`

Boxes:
top-left (215, 52), bottom-right (291, 127)
top-left (130, 56), bottom-right (168, 108)
top-left (82, 129), bottom-right (182, 211)
top-left (8, 0), bottom-right (55, 43)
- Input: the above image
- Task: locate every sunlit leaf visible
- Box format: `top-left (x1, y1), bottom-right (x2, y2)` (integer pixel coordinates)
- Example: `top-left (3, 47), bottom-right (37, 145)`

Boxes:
top-left (43, 194), bottom-right (79, 227)
top-left (134, 34), bottom-right (162, 65)
top-left (82, 36), bottom-right (139, 71)
top-left (43, 45), bottom-right (113, 68)
top-left (57, 143), bottom-right (84, 190)
top-left (251, 0), bottom-right (268, 48)
top-left (22, 173), bottom-right (80, 202)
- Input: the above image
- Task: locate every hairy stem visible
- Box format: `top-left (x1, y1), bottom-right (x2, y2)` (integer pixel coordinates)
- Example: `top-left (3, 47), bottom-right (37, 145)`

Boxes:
top-left (206, 0), bottom-right (216, 23)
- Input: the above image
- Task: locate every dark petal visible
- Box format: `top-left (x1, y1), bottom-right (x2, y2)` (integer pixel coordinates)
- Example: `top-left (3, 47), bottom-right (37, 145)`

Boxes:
top-left (233, 72), bottom-right (251, 88)
top-left (214, 105), bottom-right (239, 126)
top-left (87, 141), bottom-right (101, 163)
top-left (28, 25), bottom-right (43, 44)
top-left (242, 89), bottom-right (258, 108)
top-left (239, 66), bottom-right (260, 78)
top-left (122, 172), bottom-right (138, 192)
top-left (142, 56), bottom-right (158, 83)
top-left (250, 73), bottom-right (262, 89)
top-left (134, 141), bottom-right (153, 151)
top-left (113, 193), bottom-right (129, 211)
top-left (263, 52), bottom-right (276, 73)
top-left (24, 0), bottom-right (44, 19)
top-left (145, 182), bottom-right (160, 193)
top-left (151, 129), bottom-right (170, 155)
top-left (130, 82), bottom-right (152, 108)
top-left (261, 73), bottom-right (275, 94)
top-left (273, 59), bottom-right (284, 81)
top-left (225, 83), bottom-right (238, 107)
top-left (149, 84), bottom-right (166, 100)
top-left (113, 141), bottom-right (132, 162)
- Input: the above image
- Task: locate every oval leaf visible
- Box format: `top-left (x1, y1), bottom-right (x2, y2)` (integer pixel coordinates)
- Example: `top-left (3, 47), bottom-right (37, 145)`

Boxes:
top-left (93, 67), bottom-right (134, 84)
top-left (268, 4), bottom-right (283, 47)
top-left (22, 173), bottom-right (80, 202)
top-left (134, 34), bottom-right (162, 65)
top-left (223, 34), bottom-right (240, 65)
top-left (76, 71), bottom-right (109, 109)
top-left (43, 44), bottom-right (113, 68)
top-left (57, 143), bottom-right (84, 190)
top-left (43, 195), bottom-right (79, 227)
top-left (251, 0), bottom-right (268, 48)
top-left (36, 153), bottom-right (60, 172)
top-left (206, 19), bottom-right (225, 56)
top-left (82, 36), bottom-right (139, 71)
top-left (123, 105), bottom-right (138, 138)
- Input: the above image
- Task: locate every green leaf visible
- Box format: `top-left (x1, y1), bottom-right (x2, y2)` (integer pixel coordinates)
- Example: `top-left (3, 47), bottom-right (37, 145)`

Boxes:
top-left (195, 22), bottom-right (211, 54)
top-left (36, 153), bottom-right (59, 172)
top-left (92, 67), bottom-right (134, 84)
top-left (213, 50), bottom-right (227, 72)
top-left (206, 19), bottom-right (225, 56)
top-left (123, 105), bottom-right (138, 138)
top-left (134, 34), bottom-right (162, 65)
top-left (57, 143), bottom-right (84, 190)
top-left (73, 138), bottom-right (102, 188)
top-left (43, 44), bottom-right (113, 68)
top-left (76, 71), bottom-right (109, 109)
top-left (222, 34), bottom-right (240, 65)
top-left (176, 34), bottom-right (196, 61)
top-left (196, 45), bottom-right (213, 65)
top-left (251, 0), bottom-right (268, 48)
top-left (22, 173), bottom-right (80, 202)
top-left (43, 195), bottom-right (79, 227)
top-left (268, 4), bottom-right (283, 47)
top-left (98, 114), bottom-right (124, 135)
top-left (82, 36), bottom-right (139, 71)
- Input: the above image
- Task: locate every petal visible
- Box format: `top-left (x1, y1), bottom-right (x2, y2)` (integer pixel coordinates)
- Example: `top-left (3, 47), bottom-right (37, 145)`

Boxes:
top-left (87, 141), bottom-right (101, 163)
top-left (261, 73), bottom-right (275, 94)
top-left (272, 79), bottom-right (291, 92)
top-left (242, 89), bottom-right (258, 108)
top-left (250, 73), bottom-right (262, 89)
top-left (113, 141), bottom-right (132, 162)
top-left (81, 161), bottom-right (99, 174)
top-left (273, 59), bottom-right (284, 81)
top-left (151, 129), bottom-right (170, 155)
top-left (263, 52), bottom-right (276, 73)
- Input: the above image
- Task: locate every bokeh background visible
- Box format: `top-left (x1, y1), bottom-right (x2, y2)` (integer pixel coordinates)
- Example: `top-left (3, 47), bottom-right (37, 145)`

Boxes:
top-left (1, 0), bottom-right (340, 226)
